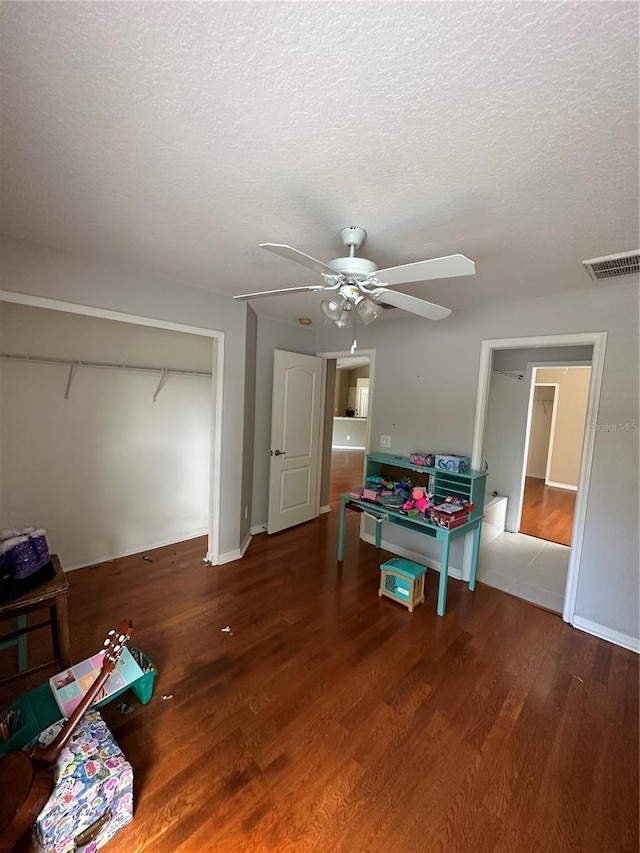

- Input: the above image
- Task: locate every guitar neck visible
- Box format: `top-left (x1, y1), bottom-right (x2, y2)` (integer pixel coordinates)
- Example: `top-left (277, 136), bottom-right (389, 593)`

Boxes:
top-left (31, 665), bottom-right (113, 765)
top-left (30, 619), bottom-right (132, 766)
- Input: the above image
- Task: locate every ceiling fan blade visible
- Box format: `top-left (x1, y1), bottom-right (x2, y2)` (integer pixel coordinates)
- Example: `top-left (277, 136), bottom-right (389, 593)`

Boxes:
top-left (375, 288), bottom-right (451, 321)
top-left (260, 243), bottom-right (337, 276)
top-left (373, 254), bottom-right (475, 287)
top-left (234, 284), bottom-right (325, 301)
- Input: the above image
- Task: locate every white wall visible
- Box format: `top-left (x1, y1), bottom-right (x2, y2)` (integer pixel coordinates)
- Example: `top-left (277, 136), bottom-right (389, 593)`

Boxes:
top-left (0, 303), bottom-right (213, 568)
top-left (0, 234), bottom-right (248, 560)
top-left (538, 366), bottom-right (591, 488)
top-left (332, 417), bottom-right (367, 449)
top-left (250, 316), bottom-right (318, 530)
top-left (526, 386), bottom-right (555, 478)
top-left (315, 283), bottom-right (639, 646)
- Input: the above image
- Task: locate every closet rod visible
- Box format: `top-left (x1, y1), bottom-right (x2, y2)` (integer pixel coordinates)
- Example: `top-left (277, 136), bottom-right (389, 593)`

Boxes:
top-left (0, 352), bottom-right (212, 377)
top-left (0, 352), bottom-right (212, 401)
top-left (493, 369), bottom-right (523, 381)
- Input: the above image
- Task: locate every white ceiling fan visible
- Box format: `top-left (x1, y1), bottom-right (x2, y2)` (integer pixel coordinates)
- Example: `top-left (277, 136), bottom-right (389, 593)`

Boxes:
top-left (235, 227), bottom-right (476, 351)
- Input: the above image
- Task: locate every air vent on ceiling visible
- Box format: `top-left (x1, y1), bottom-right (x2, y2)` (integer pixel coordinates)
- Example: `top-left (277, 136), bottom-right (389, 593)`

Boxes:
top-left (582, 251), bottom-right (640, 281)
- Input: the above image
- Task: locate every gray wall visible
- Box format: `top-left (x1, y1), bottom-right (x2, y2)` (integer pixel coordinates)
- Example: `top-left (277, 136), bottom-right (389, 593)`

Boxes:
top-left (315, 282), bottom-right (639, 645)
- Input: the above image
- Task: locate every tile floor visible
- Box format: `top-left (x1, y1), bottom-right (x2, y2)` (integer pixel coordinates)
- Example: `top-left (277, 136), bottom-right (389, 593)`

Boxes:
top-left (477, 531), bottom-right (569, 613)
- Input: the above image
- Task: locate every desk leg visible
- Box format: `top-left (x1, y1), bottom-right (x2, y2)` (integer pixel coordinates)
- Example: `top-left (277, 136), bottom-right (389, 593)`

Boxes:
top-left (337, 497), bottom-right (347, 562)
top-left (469, 523), bottom-right (482, 592)
top-left (437, 536), bottom-right (451, 617)
top-left (375, 518), bottom-right (382, 549)
top-left (53, 594), bottom-right (72, 668)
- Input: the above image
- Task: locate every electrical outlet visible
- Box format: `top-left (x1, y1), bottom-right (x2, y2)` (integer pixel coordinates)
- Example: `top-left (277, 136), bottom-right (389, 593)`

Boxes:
top-left (380, 435), bottom-right (391, 448)
top-left (346, 434), bottom-right (351, 441)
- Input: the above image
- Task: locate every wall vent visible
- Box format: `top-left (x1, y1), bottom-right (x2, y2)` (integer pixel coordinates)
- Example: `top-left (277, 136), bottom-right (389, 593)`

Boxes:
top-left (582, 251), bottom-right (640, 281)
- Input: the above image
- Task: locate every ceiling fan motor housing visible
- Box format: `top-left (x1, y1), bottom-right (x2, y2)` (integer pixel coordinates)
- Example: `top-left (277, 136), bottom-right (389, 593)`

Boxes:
top-left (328, 256), bottom-right (378, 279)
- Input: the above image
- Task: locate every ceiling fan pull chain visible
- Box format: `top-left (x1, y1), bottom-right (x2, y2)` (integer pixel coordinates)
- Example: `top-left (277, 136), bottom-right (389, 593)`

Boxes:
top-left (351, 309), bottom-right (358, 354)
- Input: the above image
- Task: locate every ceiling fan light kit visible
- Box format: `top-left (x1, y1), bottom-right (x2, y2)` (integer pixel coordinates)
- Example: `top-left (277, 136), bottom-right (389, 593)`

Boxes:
top-left (236, 227), bottom-right (476, 350)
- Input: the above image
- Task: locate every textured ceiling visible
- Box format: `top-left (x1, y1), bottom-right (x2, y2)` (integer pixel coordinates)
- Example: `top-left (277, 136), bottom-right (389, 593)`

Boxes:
top-left (1, 2), bottom-right (638, 326)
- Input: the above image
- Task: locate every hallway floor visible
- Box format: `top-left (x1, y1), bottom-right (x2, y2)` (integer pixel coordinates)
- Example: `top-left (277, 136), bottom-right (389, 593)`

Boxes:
top-left (477, 531), bottom-right (569, 613)
top-left (519, 476), bottom-right (576, 546)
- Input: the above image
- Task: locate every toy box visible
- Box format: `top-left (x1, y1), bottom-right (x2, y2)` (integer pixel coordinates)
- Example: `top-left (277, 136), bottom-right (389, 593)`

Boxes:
top-left (49, 646), bottom-right (144, 718)
top-left (429, 498), bottom-right (474, 530)
top-left (379, 558), bottom-right (426, 612)
top-left (435, 454), bottom-right (470, 473)
top-left (32, 710), bottom-right (133, 853)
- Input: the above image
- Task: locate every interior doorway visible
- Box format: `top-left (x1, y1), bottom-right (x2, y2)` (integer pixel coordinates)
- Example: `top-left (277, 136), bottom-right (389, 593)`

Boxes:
top-left (317, 350), bottom-right (374, 511)
top-left (471, 334), bottom-right (605, 622)
top-left (329, 354), bottom-right (371, 507)
top-left (519, 367), bottom-right (591, 546)
top-left (0, 292), bottom-right (224, 565)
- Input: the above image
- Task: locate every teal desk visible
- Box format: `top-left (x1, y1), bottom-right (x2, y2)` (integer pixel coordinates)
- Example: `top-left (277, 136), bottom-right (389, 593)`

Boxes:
top-left (337, 494), bottom-right (482, 617)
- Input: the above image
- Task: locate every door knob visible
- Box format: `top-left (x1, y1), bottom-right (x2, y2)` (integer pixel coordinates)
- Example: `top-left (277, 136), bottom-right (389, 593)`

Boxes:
top-left (274, 449), bottom-right (286, 456)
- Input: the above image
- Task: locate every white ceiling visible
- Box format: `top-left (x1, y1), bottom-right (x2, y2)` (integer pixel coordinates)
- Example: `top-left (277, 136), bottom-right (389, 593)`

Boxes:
top-left (1, 2), bottom-right (638, 327)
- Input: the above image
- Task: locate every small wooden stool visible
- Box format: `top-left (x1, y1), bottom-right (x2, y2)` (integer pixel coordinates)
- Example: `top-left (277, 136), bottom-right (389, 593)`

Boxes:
top-left (0, 554), bottom-right (71, 685)
top-left (379, 558), bottom-right (426, 612)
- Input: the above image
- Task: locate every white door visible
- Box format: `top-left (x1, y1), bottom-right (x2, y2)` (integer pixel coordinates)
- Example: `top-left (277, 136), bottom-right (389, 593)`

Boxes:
top-left (268, 350), bottom-right (323, 534)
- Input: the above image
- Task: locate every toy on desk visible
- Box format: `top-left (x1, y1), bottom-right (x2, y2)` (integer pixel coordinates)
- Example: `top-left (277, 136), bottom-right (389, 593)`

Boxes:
top-left (429, 497), bottom-right (474, 529)
top-left (409, 452), bottom-right (435, 468)
top-left (434, 454), bottom-right (470, 473)
top-left (362, 476), bottom-right (415, 504)
top-left (402, 487), bottom-right (434, 516)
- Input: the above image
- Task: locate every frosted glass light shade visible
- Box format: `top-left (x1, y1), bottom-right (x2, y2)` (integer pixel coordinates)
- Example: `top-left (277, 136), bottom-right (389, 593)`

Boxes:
top-left (356, 297), bottom-right (384, 325)
top-left (321, 294), bottom-right (352, 327)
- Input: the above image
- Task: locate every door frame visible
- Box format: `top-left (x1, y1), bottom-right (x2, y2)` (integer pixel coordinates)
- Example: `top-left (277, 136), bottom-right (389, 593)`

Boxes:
top-left (0, 289), bottom-right (225, 564)
top-left (316, 348), bottom-right (376, 508)
top-left (469, 332), bottom-right (607, 625)
top-left (518, 379), bottom-right (559, 531)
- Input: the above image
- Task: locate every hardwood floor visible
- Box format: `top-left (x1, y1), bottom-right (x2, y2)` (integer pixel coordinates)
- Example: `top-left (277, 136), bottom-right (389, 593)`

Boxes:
top-left (520, 476), bottom-right (576, 546)
top-left (1, 519), bottom-right (637, 852)
top-left (329, 449), bottom-right (365, 506)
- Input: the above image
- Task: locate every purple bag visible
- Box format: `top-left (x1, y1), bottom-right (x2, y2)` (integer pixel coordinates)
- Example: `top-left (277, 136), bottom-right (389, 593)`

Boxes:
top-left (0, 528), bottom-right (50, 580)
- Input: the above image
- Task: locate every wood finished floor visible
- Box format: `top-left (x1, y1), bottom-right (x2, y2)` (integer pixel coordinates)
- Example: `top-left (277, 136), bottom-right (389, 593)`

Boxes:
top-left (329, 449), bottom-right (365, 506)
top-left (520, 477), bottom-right (576, 547)
top-left (1, 510), bottom-right (637, 850)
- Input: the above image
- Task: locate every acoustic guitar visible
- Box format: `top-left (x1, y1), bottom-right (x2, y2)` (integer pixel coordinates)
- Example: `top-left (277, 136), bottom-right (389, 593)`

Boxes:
top-left (0, 619), bottom-right (133, 853)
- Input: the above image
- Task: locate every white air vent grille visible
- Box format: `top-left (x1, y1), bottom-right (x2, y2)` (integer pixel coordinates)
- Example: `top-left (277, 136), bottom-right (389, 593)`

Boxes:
top-left (583, 252), bottom-right (640, 281)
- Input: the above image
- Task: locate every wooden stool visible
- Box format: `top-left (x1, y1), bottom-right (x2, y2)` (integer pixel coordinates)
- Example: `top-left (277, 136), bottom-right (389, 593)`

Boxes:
top-left (0, 555), bottom-right (71, 685)
top-left (379, 558), bottom-right (426, 612)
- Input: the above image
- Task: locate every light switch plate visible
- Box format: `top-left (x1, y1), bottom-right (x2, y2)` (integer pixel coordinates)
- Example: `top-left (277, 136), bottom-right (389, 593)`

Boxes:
top-left (380, 435), bottom-right (391, 448)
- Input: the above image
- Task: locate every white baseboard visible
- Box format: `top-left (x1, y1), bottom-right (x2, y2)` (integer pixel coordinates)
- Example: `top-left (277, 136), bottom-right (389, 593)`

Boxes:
top-left (320, 505), bottom-right (331, 514)
top-left (63, 527), bottom-right (209, 571)
top-left (545, 480), bottom-right (578, 491)
top-left (572, 616), bottom-right (640, 653)
top-left (360, 532), bottom-right (462, 580)
top-left (250, 523), bottom-right (267, 535)
top-left (239, 532), bottom-right (252, 558)
top-left (218, 547), bottom-right (242, 565)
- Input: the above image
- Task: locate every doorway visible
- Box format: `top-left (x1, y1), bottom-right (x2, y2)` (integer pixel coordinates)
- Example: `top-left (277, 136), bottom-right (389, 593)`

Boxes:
top-left (317, 349), bottom-right (374, 511)
top-left (0, 292), bottom-right (224, 565)
top-left (470, 333), bottom-right (606, 623)
top-left (519, 367), bottom-right (591, 546)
